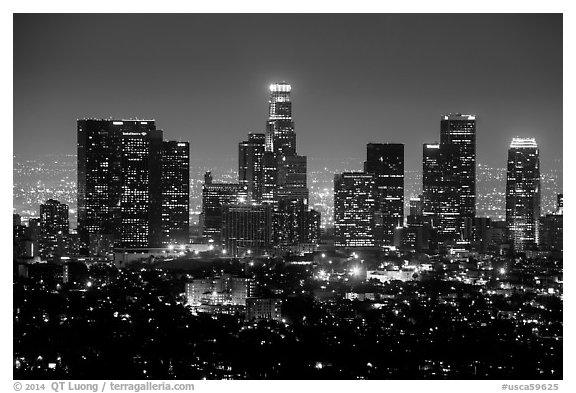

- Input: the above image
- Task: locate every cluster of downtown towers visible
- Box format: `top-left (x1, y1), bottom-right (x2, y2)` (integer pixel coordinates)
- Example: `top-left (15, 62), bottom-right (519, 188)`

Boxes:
top-left (75, 82), bottom-right (544, 257)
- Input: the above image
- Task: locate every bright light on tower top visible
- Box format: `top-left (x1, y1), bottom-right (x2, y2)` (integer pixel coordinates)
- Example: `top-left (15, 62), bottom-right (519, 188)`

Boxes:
top-left (510, 137), bottom-right (538, 149)
top-left (269, 82), bottom-right (291, 92)
top-left (442, 114), bottom-right (476, 121)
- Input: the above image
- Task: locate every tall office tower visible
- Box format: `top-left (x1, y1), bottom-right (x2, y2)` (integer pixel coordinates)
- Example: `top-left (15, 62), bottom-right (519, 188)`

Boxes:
top-left (39, 199), bottom-right (69, 260)
top-left (119, 123), bottom-right (163, 248)
top-left (440, 114), bottom-right (476, 219)
top-left (239, 133), bottom-right (266, 202)
top-left (78, 119), bottom-right (164, 250)
top-left (274, 195), bottom-right (309, 246)
top-left (334, 172), bottom-right (376, 247)
top-left (260, 81), bottom-right (317, 247)
top-left (77, 119), bottom-right (123, 248)
top-left (436, 144), bottom-right (461, 239)
top-left (222, 204), bottom-right (272, 256)
top-left (274, 154), bottom-right (309, 243)
top-left (201, 172), bottom-right (248, 244)
top-left (261, 151), bottom-right (278, 205)
top-left (265, 82), bottom-right (295, 157)
top-left (364, 143), bottom-right (404, 245)
top-left (422, 143), bottom-right (441, 221)
top-left (162, 141), bottom-right (190, 246)
top-left (539, 193), bottom-right (563, 252)
top-left (422, 142), bottom-right (462, 242)
top-left (277, 155), bottom-right (307, 189)
top-left (505, 138), bottom-right (541, 252)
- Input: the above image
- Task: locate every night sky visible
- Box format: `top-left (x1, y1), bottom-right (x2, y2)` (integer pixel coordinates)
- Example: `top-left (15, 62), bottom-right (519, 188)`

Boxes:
top-left (13, 14), bottom-right (562, 172)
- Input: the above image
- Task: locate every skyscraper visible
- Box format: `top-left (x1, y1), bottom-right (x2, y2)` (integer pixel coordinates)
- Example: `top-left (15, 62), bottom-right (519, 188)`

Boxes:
top-left (201, 172), bottom-right (248, 244)
top-left (261, 151), bottom-right (278, 205)
top-left (222, 203), bottom-right (272, 256)
top-left (78, 119), bottom-right (186, 252)
top-left (422, 114), bottom-right (476, 244)
top-left (273, 196), bottom-right (309, 246)
top-left (364, 143), bottom-right (404, 245)
top-left (440, 114), bottom-right (476, 219)
top-left (39, 199), bottom-right (69, 261)
top-left (274, 154), bottom-right (310, 245)
top-left (239, 133), bottom-right (265, 203)
top-left (505, 137), bottom-right (541, 252)
top-left (422, 143), bottom-right (441, 223)
top-left (120, 124), bottom-right (163, 248)
top-left (422, 142), bottom-right (460, 242)
top-left (265, 82), bottom-right (295, 157)
top-left (77, 119), bottom-right (123, 248)
top-left (277, 155), bottom-right (307, 189)
top-left (162, 141), bottom-right (190, 246)
top-left (539, 193), bottom-right (563, 252)
top-left (334, 172), bottom-right (376, 247)
top-left (260, 82), bottom-right (318, 247)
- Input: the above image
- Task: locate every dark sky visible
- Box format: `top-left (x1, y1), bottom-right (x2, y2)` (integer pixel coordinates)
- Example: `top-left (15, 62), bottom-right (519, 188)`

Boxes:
top-left (14, 14), bottom-right (562, 172)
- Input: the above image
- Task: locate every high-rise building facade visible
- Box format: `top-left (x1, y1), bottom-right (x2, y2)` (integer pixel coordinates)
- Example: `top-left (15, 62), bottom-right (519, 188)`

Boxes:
top-left (201, 172), bottom-right (248, 244)
top-left (222, 204), bottom-right (272, 256)
top-left (265, 82), bottom-right (295, 157)
top-left (422, 114), bottom-right (476, 244)
top-left (422, 143), bottom-right (442, 222)
top-left (120, 125), bottom-right (163, 248)
top-left (78, 119), bottom-right (188, 252)
top-left (261, 151), bottom-right (278, 205)
top-left (274, 154), bottom-right (310, 246)
top-left (505, 138), bottom-right (541, 252)
top-left (239, 133), bottom-right (266, 203)
top-left (162, 141), bottom-right (190, 246)
top-left (277, 155), bottom-right (307, 189)
top-left (39, 199), bottom-right (69, 261)
top-left (539, 193), bottom-right (563, 252)
top-left (334, 172), bottom-right (376, 247)
top-left (440, 114), bottom-right (476, 218)
top-left (77, 119), bottom-right (123, 248)
top-left (263, 82), bottom-right (318, 247)
top-left (364, 143), bottom-right (404, 245)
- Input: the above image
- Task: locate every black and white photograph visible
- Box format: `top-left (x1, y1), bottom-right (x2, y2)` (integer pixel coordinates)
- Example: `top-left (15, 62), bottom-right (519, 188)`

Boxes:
top-left (6, 3), bottom-right (572, 391)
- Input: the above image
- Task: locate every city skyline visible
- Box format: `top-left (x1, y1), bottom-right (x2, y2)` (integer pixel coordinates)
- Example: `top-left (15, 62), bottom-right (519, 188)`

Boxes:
top-left (12, 12), bottom-right (564, 382)
top-left (14, 14), bottom-right (562, 174)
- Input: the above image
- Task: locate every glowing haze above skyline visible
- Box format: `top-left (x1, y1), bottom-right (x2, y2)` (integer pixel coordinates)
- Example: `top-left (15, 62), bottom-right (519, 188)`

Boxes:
top-left (14, 14), bottom-right (562, 172)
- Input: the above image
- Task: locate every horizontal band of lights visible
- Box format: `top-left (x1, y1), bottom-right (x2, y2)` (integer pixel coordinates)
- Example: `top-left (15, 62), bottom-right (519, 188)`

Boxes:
top-left (510, 137), bottom-right (538, 149)
top-left (269, 83), bottom-right (291, 92)
top-left (442, 114), bottom-right (476, 120)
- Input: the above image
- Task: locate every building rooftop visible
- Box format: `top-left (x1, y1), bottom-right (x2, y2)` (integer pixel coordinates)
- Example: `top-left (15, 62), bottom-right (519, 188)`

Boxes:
top-left (510, 137), bottom-right (538, 149)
